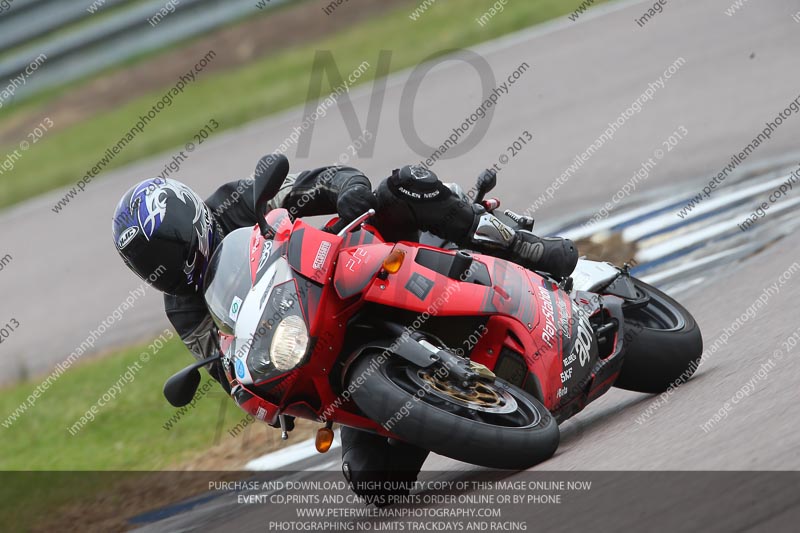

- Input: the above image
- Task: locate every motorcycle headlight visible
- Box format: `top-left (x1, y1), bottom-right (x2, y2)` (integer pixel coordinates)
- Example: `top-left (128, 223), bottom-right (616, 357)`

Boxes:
top-left (270, 315), bottom-right (309, 371)
top-left (249, 348), bottom-right (271, 376)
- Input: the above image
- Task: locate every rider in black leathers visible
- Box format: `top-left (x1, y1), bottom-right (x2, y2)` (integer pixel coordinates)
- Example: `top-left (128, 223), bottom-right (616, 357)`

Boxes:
top-left (112, 159), bottom-right (578, 501)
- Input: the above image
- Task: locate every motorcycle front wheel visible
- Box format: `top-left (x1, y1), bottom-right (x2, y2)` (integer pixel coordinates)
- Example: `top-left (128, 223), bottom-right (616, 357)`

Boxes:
top-left (348, 352), bottom-right (559, 469)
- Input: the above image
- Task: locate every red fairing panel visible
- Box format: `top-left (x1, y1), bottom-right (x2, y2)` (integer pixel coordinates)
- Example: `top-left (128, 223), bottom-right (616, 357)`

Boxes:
top-left (363, 244), bottom-right (497, 316)
top-left (480, 256), bottom-right (541, 331)
top-left (529, 283), bottom-right (573, 407)
top-left (358, 242), bottom-right (584, 409)
top-left (232, 385), bottom-right (281, 425)
top-left (334, 243), bottom-right (393, 299)
top-left (248, 227), bottom-right (265, 285)
top-left (287, 220), bottom-right (342, 284)
top-left (468, 315), bottom-right (562, 410)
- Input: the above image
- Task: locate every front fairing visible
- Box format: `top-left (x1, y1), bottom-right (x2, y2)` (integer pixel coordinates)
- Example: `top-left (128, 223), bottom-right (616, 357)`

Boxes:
top-left (203, 214), bottom-right (310, 387)
top-left (203, 227), bottom-right (253, 335)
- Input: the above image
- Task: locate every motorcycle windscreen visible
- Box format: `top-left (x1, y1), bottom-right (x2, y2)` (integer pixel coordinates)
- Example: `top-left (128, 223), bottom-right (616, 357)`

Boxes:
top-left (232, 258), bottom-right (307, 385)
top-left (204, 227), bottom-right (257, 335)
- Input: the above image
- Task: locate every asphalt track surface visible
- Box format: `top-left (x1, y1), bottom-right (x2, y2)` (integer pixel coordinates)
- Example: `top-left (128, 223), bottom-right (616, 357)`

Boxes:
top-left (2, 0), bottom-right (800, 528)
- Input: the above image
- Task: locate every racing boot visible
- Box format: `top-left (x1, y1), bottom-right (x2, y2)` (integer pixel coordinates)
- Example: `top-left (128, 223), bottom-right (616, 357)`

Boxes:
top-left (340, 427), bottom-right (429, 507)
top-left (471, 213), bottom-right (579, 279)
top-left (510, 230), bottom-right (579, 279)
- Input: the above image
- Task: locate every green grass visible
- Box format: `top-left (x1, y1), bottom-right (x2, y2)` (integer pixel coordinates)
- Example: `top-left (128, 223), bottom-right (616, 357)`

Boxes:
top-left (0, 336), bottom-right (240, 530)
top-left (0, 0), bottom-right (610, 209)
top-left (0, 336), bottom-right (227, 470)
top-left (0, 0), bottom-right (310, 116)
top-left (0, 337), bottom-right (255, 530)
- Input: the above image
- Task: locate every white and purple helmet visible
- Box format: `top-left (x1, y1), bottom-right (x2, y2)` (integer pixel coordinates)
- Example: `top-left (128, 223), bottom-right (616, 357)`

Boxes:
top-left (112, 178), bottom-right (219, 296)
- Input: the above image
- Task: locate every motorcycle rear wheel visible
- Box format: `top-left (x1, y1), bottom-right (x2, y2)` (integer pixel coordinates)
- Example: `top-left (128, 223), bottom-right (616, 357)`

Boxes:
top-left (613, 278), bottom-right (703, 394)
top-left (348, 352), bottom-right (559, 469)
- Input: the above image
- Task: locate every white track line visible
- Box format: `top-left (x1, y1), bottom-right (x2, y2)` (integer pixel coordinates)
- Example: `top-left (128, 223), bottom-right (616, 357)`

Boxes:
top-left (623, 173), bottom-right (795, 241)
top-left (640, 242), bottom-right (757, 285)
top-left (246, 433), bottom-right (341, 471)
top-left (560, 195), bottom-right (683, 241)
top-left (636, 195), bottom-right (800, 262)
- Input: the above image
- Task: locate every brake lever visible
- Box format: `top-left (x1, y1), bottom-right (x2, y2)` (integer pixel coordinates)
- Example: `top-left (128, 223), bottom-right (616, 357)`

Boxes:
top-left (336, 209), bottom-right (376, 237)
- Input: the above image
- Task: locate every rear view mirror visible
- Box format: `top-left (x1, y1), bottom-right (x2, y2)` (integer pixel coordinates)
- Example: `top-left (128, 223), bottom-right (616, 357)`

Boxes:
top-left (163, 355), bottom-right (220, 407)
top-left (253, 153), bottom-right (289, 236)
top-left (475, 168), bottom-right (497, 203)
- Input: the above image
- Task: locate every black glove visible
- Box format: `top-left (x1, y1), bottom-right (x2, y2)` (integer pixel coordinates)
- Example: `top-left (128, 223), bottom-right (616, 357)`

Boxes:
top-left (336, 181), bottom-right (377, 225)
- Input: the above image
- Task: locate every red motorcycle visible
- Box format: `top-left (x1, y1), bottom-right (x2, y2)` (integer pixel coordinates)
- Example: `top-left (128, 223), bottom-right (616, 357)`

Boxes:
top-left (165, 155), bottom-right (703, 469)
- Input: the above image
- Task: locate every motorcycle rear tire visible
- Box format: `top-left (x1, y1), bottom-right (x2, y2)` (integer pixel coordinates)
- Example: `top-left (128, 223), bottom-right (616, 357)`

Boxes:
top-left (613, 278), bottom-right (703, 394)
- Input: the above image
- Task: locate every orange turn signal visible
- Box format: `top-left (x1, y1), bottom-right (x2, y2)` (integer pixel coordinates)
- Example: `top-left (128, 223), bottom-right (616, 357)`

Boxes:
top-left (382, 250), bottom-right (406, 274)
top-left (316, 427), bottom-right (335, 453)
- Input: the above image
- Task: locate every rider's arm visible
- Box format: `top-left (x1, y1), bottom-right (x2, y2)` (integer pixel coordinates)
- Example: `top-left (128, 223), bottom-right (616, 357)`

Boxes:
top-left (373, 166), bottom-right (478, 243)
top-left (164, 293), bottom-right (230, 392)
top-left (281, 166), bottom-right (375, 222)
top-left (373, 165), bottom-right (578, 278)
top-left (204, 173), bottom-right (298, 233)
top-left (205, 166), bottom-right (374, 230)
